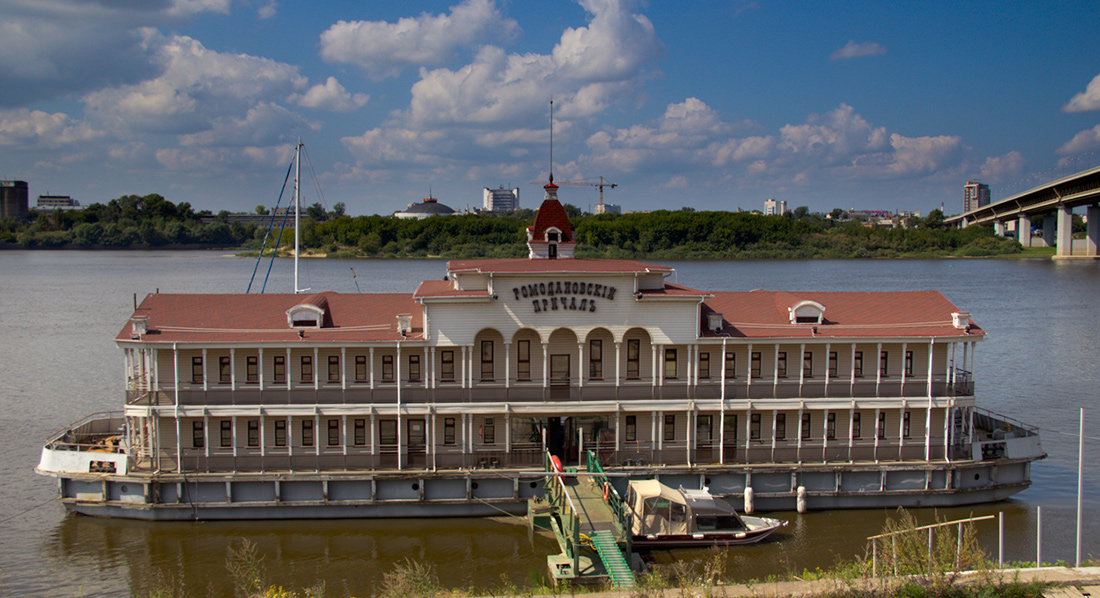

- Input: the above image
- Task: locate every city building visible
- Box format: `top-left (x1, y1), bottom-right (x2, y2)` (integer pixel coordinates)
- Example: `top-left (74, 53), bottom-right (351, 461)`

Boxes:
top-left (36, 195), bottom-right (80, 210)
top-left (395, 196), bottom-right (457, 220)
top-left (763, 198), bottom-right (787, 216)
top-left (1, 180), bottom-right (29, 221)
top-left (596, 203), bottom-right (621, 215)
top-left (963, 182), bottom-right (990, 213)
top-left (483, 186), bottom-right (520, 212)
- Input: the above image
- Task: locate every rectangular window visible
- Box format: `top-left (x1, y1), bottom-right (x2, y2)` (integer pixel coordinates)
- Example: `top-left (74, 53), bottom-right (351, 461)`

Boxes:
top-left (625, 415), bottom-right (637, 442)
top-left (589, 339), bottom-right (603, 379)
top-left (247, 420), bottom-right (259, 447)
top-left (273, 355), bottom-right (286, 383)
top-left (827, 412), bottom-right (836, 440)
top-left (408, 354), bottom-right (421, 382)
top-left (627, 339), bottom-right (640, 379)
top-left (750, 352), bottom-right (762, 378)
top-left (854, 351), bottom-right (864, 378)
top-left (516, 342), bottom-right (529, 380)
top-left (274, 420), bottom-right (287, 447)
top-left (328, 355), bottom-right (340, 382)
top-left (441, 350), bottom-right (456, 380)
top-left (246, 356), bottom-right (258, 383)
top-left (481, 340), bottom-right (494, 380)
top-left (220, 420), bottom-right (232, 448)
top-left (444, 418), bottom-right (455, 445)
top-left (353, 419), bottom-right (366, 446)
top-left (192, 356), bottom-right (203, 383)
top-left (301, 419), bottom-right (314, 447)
top-left (777, 351), bottom-right (787, 378)
top-left (379, 420), bottom-right (397, 445)
top-left (828, 351), bottom-right (838, 378)
top-left (382, 355), bottom-right (394, 381)
top-left (192, 421), bottom-right (204, 448)
top-left (801, 412), bottom-right (812, 440)
top-left (355, 355), bottom-right (367, 382)
top-left (664, 348), bottom-right (677, 379)
top-left (750, 413), bottom-right (761, 440)
top-left (903, 411), bottom-right (911, 438)
top-left (483, 417), bottom-right (495, 444)
top-left (775, 413), bottom-right (786, 440)
top-left (803, 351), bottom-right (813, 378)
top-left (664, 414), bottom-right (675, 442)
top-left (724, 414), bottom-right (738, 442)
top-left (724, 352), bottom-right (736, 379)
top-left (696, 415), bottom-right (712, 442)
top-left (219, 356), bottom-right (231, 383)
top-left (301, 355), bottom-right (313, 383)
top-left (328, 419), bottom-right (340, 447)
top-left (878, 411), bottom-right (887, 439)
top-left (880, 351), bottom-right (889, 377)
top-left (852, 412), bottom-right (862, 439)
top-left (408, 420), bottom-right (425, 448)
top-left (699, 352), bottom-right (710, 379)
top-left (905, 350), bottom-right (914, 377)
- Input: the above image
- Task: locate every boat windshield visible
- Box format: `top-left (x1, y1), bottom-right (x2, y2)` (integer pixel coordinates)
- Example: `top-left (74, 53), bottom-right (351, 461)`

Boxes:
top-left (695, 514), bottom-right (746, 531)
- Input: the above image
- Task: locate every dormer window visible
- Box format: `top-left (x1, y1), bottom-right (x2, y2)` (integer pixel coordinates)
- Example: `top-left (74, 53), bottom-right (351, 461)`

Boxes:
top-left (547, 231), bottom-right (559, 242)
top-left (286, 304), bottom-right (324, 328)
top-left (789, 300), bottom-right (825, 325)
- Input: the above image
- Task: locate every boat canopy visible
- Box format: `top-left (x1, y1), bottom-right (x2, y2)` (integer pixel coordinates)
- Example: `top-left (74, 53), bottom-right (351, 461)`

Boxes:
top-left (627, 480), bottom-right (745, 537)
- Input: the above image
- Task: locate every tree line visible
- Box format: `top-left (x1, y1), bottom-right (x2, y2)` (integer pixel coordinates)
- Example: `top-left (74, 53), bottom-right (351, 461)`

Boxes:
top-left (1, 193), bottom-right (1022, 258)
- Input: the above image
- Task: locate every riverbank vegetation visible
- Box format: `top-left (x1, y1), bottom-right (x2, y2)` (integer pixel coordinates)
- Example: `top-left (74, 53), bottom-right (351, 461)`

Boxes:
top-left (134, 509), bottom-right (1084, 598)
top-left (2, 193), bottom-right (1024, 259)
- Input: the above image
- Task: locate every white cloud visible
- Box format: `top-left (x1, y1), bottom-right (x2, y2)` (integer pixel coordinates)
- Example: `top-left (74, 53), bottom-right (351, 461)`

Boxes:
top-left (979, 150), bottom-right (1025, 182)
top-left (1062, 73), bottom-right (1100, 113)
top-left (83, 30), bottom-right (308, 138)
top-left (553, 0), bottom-right (664, 82)
top-left (0, 108), bottom-right (103, 147)
top-left (1057, 124), bottom-right (1100, 154)
top-left (581, 101), bottom-right (966, 185)
top-left (179, 103), bottom-right (318, 147)
top-left (257, 1), bottom-right (277, 19)
top-left (831, 40), bottom-right (887, 61)
top-left (290, 77), bottom-right (369, 112)
top-left (319, 0), bottom-right (518, 80)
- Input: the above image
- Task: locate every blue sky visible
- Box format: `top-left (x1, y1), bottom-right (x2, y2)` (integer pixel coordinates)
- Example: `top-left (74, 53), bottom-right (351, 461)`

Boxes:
top-left (2, 0), bottom-right (1099, 217)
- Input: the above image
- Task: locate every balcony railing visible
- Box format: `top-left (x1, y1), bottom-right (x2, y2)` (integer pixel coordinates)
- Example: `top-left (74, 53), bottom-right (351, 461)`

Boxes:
top-left (128, 370), bottom-right (977, 407)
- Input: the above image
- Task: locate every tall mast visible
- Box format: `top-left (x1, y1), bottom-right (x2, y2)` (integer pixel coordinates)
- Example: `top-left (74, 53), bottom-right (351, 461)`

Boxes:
top-left (294, 137), bottom-right (302, 294)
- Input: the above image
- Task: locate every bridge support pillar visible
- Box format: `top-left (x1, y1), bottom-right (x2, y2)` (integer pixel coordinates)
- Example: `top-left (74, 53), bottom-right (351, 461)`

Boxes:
top-left (1057, 205), bottom-right (1073, 257)
top-left (1018, 214), bottom-right (1032, 247)
top-left (993, 220), bottom-right (1006, 237)
top-left (1088, 205), bottom-right (1100, 257)
top-left (1043, 215), bottom-right (1057, 248)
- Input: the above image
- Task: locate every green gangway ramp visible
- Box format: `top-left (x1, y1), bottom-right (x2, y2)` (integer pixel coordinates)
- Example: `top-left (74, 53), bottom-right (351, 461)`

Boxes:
top-left (590, 530), bottom-right (635, 589)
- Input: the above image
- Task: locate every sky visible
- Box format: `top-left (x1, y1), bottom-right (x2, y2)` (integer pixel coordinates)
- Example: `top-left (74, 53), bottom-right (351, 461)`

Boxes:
top-left (2, 0), bottom-right (1100, 217)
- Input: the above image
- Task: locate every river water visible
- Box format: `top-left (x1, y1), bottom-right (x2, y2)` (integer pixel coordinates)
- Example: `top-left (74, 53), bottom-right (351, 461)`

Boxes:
top-left (1, 251), bottom-right (1097, 597)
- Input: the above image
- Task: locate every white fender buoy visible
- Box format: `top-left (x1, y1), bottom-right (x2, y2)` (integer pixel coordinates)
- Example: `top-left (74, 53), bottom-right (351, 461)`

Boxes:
top-left (743, 487), bottom-right (754, 514)
top-left (796, 485), bottom-right (807, 513)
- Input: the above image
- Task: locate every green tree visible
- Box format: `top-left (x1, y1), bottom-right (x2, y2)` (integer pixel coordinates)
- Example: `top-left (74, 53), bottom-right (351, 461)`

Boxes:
top-left (255, 205), bottom-right (269, 215)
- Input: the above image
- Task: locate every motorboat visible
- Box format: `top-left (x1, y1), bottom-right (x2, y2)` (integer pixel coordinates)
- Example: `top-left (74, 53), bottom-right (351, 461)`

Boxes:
top-left (625, 480), bottom-right (786, 549)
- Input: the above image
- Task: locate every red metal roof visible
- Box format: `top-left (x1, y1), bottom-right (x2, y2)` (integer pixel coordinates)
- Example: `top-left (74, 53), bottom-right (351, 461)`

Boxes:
top-left (413, 280), bottom-right (491, 299)
top-left (701, 290), bottom-right (984, 339)
top-left (528, 198), bottom-right (573, 242)
top-left (119, 293), bottom-right (423, 344)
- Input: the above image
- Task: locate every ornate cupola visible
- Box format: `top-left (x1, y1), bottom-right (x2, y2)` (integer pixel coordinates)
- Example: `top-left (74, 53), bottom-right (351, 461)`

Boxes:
top-left (527, 183), bottom-right (575, 259)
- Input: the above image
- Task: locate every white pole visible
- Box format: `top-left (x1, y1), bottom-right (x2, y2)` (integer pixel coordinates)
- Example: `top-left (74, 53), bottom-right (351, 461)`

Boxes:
top-left (1036, 505), bottom-right (1042, 568)
top-left (294, 138), bottom-right (301, 293)
top-left (998, 511), bottom-right (1004, 568)
top-left (1077, 407), bottom-right (1084, 567)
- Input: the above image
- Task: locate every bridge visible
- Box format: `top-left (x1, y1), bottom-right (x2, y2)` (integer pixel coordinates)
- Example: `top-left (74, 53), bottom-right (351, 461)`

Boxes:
top-left (945, 165), bottom-right (1100, 259)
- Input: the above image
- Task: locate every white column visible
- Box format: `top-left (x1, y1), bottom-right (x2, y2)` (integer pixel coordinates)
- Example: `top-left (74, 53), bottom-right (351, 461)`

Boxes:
top-left (615, 342), bottom-right (621, 388)
top-left (1018, 213), bottom-right (1032, 248)
top-left (745, 343), bottom-right (753, 392)
top-left (504, 343), bottom-right (511, 389)
top-left (285, 348), bottom-right (292, 391)
top-left (899, 342), bottom-right (907, 391)
top-left (848, 406), bottom-right (855, 462)
top-left (772, 345), bottom-right (780, 394)
top-left (202, 348), bottom-right (208, 391)
top-left (873, 407), bottom-right (881, 461)
top-left (849, 343), bottom-right (857, 394)
top-left (1057, 204), bottom-right (1073, 257)
top-left (369, 347), bottom-right (375, 389)
top-left (258, 348), bottom-right (265, 391)
top-left (770, 410), bottom-right (778, 461)
top-left (230, 348), bottom-right (236, 390)
top-left (578, 342), bottom-right (584, 389)
top-left (461, 346), bottom-right (467, 389)
top-left (874, 342), bottom-right (882, 395)
top-left (798, 343), bottom-right (805, 395)
top-left (313, 347), bottom-right (319, 390)
top-left (926, 340), bottom-right (935, 461)
top-left (542, 343), bottom-right (549, 389)
top-left (656, 344), bottom-right (663, 387)
top-left (1087, 205), bottom-right (1100, 256)
top-left (341, 347), bottom-right (347, 390)
top-left (430, 347), bottom-right (436, 389)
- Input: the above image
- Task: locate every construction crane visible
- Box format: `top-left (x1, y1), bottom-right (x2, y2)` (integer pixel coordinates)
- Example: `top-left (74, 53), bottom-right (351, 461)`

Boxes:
top-left (530, 176), bottom-right (618, 213)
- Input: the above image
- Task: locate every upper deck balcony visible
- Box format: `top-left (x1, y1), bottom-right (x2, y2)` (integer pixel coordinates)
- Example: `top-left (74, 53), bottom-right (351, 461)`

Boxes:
top-left (126, 368), bottom-right (975, 407)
